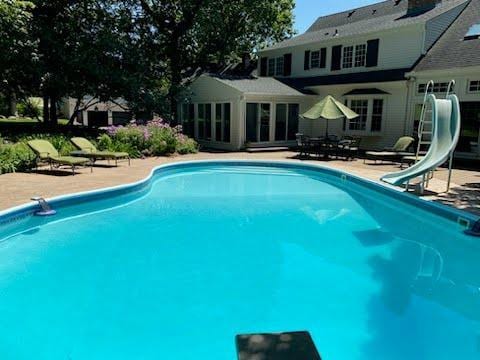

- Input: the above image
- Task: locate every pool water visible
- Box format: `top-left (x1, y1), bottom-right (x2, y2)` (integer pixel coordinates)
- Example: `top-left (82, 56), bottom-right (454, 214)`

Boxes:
top-left (0, 164), bottom-right (479, 360)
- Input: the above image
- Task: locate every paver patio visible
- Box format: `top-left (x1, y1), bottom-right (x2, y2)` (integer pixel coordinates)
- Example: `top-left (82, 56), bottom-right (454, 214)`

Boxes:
top-left (0, 151), bottom-right (479, 216)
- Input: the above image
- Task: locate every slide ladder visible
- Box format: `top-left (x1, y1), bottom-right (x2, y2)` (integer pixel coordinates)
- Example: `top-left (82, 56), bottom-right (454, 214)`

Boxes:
top-left (381, 80), bottom-right (461, 193)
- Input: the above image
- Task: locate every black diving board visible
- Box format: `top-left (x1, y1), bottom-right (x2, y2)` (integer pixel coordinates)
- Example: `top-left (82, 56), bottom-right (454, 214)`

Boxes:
top-left (236, 331), bottom-right (322, 360)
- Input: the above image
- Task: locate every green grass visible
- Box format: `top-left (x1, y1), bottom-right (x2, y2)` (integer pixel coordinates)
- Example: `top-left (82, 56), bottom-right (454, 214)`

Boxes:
top-left (0, 117), bottom-right (69, 125)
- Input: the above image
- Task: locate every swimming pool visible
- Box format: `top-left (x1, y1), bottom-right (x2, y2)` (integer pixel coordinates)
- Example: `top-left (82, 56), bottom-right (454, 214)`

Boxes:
top-left (0, 161), bottom-right (478, 360)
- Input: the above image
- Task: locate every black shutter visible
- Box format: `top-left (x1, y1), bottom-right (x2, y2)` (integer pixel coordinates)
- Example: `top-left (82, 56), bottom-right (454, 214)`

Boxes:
top-left (320, 48), bottom-right (327, 68)
top-left (331, 45), bottom-right (342, 71)
top-left (283, 53), bottom-right (292, 76)
top-left (366, 39), bottom-right (380, 67)
top-left (304, 50), bottom-right (311, 70)
top-left (260, 57), bottom-right (268, 76)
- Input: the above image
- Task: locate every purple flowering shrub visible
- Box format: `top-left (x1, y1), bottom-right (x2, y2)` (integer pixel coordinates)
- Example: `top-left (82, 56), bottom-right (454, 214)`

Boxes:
top-left (98, 117), bottom-right (198, 157)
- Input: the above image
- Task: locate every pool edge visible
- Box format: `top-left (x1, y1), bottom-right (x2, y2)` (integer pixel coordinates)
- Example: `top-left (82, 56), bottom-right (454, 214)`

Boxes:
top-left (0, 160), bottom-right (477, 227)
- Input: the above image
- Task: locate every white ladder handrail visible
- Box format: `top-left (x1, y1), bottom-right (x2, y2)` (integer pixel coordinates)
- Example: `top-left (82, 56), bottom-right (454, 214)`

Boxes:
top-left (415, 80), bottom-right (435, 162)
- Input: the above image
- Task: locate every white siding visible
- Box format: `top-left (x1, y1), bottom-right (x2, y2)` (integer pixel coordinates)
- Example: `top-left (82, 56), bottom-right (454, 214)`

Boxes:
top-left (186, 75), bottom-right (243, 150)
top-left (424, 2), bottom-right (468, 52)
top-left (304, 81), bottom-right (410, 150)
top-left (258, 25), bottom-right (425, 78)
top-left (186, 75), bottom-right (313, 150)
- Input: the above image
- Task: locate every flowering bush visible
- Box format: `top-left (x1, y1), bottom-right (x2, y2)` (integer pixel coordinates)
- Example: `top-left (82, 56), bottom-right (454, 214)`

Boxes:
top-left (99, 118), bottom-right (198, 157)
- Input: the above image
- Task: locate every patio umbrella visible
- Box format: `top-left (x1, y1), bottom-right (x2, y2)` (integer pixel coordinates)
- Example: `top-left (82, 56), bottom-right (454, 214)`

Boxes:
top-left (301, 95), bottom-right (358, 137)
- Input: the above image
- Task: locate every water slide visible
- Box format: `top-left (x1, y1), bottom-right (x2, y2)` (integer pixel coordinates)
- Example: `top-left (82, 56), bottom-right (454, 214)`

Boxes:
top-left (381, 94), bottom-right (461, 187)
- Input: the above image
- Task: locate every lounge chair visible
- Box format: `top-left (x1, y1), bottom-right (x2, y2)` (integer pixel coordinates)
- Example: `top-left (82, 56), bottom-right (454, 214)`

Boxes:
top-left (27, 139), bottom-right (92, 175)
top-left (365, 136), bottom-right (415, 164)
top-left (70, 137), bottom-right (130, 166)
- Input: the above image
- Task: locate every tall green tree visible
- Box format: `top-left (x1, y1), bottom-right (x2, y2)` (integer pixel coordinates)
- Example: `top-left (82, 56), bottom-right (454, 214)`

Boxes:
top-left (130, 0), bottom-right (295, 119)
top-left (31, 0), bottom-right (149, 125)
top-left (0, 0), bottom-right (37, 116)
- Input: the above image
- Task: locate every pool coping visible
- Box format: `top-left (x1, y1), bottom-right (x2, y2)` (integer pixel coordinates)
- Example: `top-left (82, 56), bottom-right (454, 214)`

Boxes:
top-left (0, 160), bottom-right (477, 228)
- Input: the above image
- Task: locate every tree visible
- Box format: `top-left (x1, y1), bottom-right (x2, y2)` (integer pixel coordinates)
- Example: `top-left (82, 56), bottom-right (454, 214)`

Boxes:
top-left (31, 0), bottom-right (149, 125)
top-left (130, 0), bottom-right (295, 119)
top-left (0, 1), bottom-right (37, 116)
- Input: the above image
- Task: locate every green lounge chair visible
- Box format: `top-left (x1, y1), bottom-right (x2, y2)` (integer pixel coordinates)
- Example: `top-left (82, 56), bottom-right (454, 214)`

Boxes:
top-left (70, 137), bottom-right (130, 166)
top-left (27, 139), bottom-right (92, 175)
top-left (365, 136), bottom-right (415, 164)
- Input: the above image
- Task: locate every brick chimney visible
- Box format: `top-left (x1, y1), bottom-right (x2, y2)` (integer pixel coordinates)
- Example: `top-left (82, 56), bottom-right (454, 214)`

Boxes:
top-left (408, 0), bottom-right (441, 14)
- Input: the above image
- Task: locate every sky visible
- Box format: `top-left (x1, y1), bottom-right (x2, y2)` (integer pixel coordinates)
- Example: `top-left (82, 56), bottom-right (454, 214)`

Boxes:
top-left (294, 0), bottom-right (379, 33)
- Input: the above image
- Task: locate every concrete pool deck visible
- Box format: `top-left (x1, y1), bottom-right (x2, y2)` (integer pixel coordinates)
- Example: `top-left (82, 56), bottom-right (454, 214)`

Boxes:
top-left (0, 151), bottom-right (479, 216)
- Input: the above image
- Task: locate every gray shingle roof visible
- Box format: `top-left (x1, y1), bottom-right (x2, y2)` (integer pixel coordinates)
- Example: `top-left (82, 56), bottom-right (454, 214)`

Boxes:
top-left (414, 0), bottom-right (480, 71)
top-left (265, 0), bottom-right (469, 51)
top-left (211, 75), bottom-right (305, 96)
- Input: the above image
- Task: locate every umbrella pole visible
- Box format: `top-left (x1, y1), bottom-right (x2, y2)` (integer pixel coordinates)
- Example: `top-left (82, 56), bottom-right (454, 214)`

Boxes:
top-left (325, 119), bottom-right (329, 138)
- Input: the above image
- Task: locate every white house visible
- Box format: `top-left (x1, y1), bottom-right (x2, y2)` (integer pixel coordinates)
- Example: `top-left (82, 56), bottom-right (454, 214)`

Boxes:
top-left (62, 97), bottom-right (132, 127)
top-left (181, 0), bottom-right (480, 155)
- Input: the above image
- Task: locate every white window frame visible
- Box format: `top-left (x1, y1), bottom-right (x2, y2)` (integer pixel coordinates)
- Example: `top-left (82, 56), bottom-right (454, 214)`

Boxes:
top-left (344, 96), bottom-right (387, 135)
top-left (274, 103), bottom-right (300, 141)
top-left (311, 50), bottom-right (320, 68)
top-left (268, 58), bottom-right (275, 76)
top-left (245, 101), bottom-right (273, 143)
top-left (342, 46), bottom-right (354, 69)
top-left (275, 57), bottom-right (284, 76)
top-left (468, 80), bottom-right (480, 93)
top-left (213, 102), bottom-right (232, 143)
top-left (354, 44), bottom-right (367, 67)
top-left (417, 82), bottom-right (449, 94)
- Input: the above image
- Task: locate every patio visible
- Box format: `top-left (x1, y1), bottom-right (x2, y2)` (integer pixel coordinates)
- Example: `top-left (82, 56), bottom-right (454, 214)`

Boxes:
top-left (1, 151), bottom-right (479, 216)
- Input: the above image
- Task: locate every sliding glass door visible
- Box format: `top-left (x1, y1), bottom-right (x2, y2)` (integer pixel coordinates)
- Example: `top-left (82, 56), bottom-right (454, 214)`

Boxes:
top-left (275, 103), bottom-right (299, 141)
top-left (246, 103), bottom-right (271, 143)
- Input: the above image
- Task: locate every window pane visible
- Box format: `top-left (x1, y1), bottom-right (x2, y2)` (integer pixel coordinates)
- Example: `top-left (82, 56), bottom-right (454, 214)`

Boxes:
top-left (349, 100), bottom-right (368, 131)
top-left (223, 103), bottom-right (231, 143)
top-left (287, 104), bottom-right (299, 140)
top-left (215, 104), bottom-right (222, 141)
top-left (311, 51), bottom-right (320, 68)
top-left (205, 104), bottom-right (212, 140)
top-left (268, 58), bottom-right (275, 76)
top-left (343, 46), bottom-right (353, 69)
top-left (275, 57), bottom-right (284, 76)
top-left (469, 80), bottom-right (480, 92)
top-left (275, 104), bottom-right (287, 141)
top-left (371, 99), bottom-right (383, 132)
top-left (246, 103), bottom-right (258, 142)
top-left (260, 104), bottom-right (270, 141)
top-left (198, 104), bottom-right (205, 139)
top-left (355, 44), bottom-right (366, 67)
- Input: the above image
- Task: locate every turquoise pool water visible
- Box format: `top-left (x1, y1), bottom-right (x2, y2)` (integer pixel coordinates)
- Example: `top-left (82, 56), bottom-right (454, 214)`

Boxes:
top-left (0, 164), bottom-right (479, 360)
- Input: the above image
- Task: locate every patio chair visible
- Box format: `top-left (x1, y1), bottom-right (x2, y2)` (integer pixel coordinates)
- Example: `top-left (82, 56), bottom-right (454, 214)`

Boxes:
top-left (364, 136), bottom-right (415, 164)
top-left (27, 139), bottom-right (92, 175)
top-left (338, 136), bottom-right (362, 161)
top-left (296, 133), bottom-right (313, 157)
top-left (70, 137), bottom-right (130, 166)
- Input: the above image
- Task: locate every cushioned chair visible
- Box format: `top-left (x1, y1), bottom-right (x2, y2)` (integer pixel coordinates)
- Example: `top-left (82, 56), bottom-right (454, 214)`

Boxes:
top-left (70, 137), bottom-right (130, 166)
top-left (27, 139), bottom-right (92, 175)
top-left (365, 136), bottom-right (415, 164)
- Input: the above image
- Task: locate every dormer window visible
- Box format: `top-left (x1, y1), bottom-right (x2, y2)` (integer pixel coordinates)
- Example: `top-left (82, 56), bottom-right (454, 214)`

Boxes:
top-left (465, 24), bottom-right (480, 40)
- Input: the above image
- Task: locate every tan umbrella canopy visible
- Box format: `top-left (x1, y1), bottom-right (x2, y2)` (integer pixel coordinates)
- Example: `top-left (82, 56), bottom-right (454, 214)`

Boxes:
top-left (301, 95), bottom-right (359, 137)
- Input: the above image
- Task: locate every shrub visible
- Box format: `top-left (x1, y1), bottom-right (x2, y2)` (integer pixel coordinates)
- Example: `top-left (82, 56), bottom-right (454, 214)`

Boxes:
top-left (176, 134), bottom-right (199, 154)
top-left (17, 99), bottom-right (41, 119)
top-left (0, 142), bottom-right (36, 174)
top-left (101, 119), bottom-right (198, 157)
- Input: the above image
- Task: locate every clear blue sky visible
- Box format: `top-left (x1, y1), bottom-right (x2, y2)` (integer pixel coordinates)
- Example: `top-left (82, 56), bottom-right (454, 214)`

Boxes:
top-left (294, 0), bottom-right (379, 33)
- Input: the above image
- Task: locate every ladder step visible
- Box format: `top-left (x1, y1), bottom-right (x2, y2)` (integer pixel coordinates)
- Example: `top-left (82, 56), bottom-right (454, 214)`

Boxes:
top-left (419, 141), bottom-right (431, 145)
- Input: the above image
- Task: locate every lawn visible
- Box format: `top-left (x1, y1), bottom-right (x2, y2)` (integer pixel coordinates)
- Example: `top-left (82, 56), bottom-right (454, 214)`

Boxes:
top-left (0, 117), bottom-right (69, 125)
